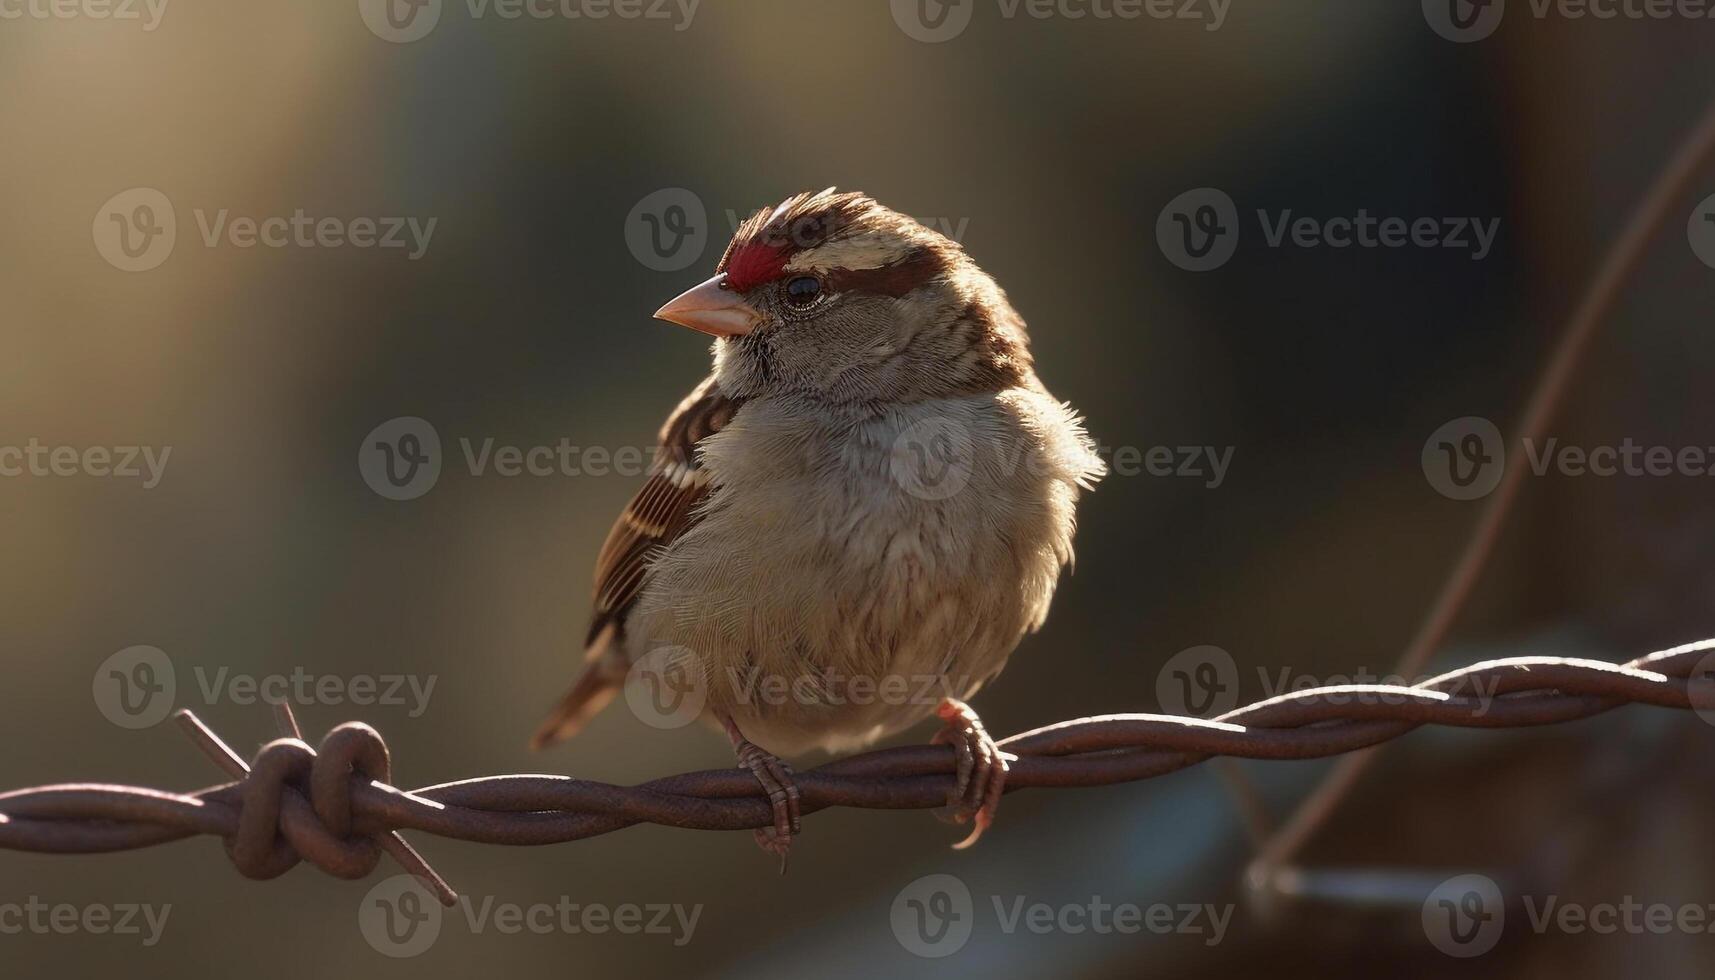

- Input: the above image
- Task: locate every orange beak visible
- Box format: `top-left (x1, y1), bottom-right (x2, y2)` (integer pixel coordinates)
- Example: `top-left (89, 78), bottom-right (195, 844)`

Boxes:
top-left (653, 273), bottom-right (761, 338)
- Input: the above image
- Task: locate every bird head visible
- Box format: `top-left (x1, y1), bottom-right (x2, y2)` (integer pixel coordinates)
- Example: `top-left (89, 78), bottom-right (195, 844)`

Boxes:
top-left (653, 189), bottom-right (1033, 405)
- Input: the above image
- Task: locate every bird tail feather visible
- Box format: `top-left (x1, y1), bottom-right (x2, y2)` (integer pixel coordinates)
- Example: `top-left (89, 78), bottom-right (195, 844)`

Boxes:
top-left (530, 626), bottom-right (627, 750)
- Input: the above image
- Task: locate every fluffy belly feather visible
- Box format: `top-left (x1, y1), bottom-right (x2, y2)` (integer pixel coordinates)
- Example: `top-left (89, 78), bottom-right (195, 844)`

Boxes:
top-left (627, 388), bottom-right (1098, 756)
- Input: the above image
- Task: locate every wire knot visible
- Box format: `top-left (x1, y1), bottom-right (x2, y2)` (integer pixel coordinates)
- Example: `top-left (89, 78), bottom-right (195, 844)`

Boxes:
top-left (178, 707), bottom-right (455, 905)
top-left (224, 725), bottom-right (391, 881)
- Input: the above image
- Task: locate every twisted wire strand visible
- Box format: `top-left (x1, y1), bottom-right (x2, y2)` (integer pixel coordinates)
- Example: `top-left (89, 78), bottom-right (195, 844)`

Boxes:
top-left (2, 640), bottom-right (1711, 906)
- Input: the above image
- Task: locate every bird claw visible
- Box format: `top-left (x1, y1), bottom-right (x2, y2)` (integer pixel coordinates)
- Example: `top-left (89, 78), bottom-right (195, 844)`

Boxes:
top-left (751, 826), bottom-right (792, 875)
top-left (931, 697), bottom-right (1009, 849)
top-left (726, 720), bottom-right (801, 872)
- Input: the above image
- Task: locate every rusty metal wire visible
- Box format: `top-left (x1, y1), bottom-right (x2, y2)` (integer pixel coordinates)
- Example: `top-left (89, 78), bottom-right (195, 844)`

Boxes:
top-left (3, 640), bottom-right (1712, 907)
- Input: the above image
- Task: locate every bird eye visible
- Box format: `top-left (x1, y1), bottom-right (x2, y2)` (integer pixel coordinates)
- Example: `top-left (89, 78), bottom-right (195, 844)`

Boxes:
top-left (784, 275), bottom-right (823, 306)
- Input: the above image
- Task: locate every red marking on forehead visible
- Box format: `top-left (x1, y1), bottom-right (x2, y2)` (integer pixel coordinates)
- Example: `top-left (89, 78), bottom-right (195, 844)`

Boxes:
top-left (723, 240), bottom-right (793, 292)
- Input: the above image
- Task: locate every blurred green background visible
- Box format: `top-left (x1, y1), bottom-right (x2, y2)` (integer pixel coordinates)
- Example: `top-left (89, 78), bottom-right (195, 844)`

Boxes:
top-left (4, 1), bottom-right (1715, 976)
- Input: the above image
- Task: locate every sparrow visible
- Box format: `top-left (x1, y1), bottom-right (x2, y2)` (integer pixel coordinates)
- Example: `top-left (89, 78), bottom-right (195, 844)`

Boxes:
top-left (533, 189), bottom-right (1103, 862)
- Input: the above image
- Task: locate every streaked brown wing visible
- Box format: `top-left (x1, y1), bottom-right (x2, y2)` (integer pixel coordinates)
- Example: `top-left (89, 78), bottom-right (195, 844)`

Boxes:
top-left (585, 376), bottom-right (742, 646)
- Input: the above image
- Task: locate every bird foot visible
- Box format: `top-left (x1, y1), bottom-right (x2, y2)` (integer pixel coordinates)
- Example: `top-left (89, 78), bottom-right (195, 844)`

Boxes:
top-left (724, 719), bottom-right (801, 873)
top-left (931, 697), bottom-right (1009, 849)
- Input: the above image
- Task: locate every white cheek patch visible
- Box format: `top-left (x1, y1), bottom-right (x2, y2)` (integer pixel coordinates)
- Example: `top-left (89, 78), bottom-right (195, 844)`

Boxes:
top-left (785, 234), bottom-right (915, 274)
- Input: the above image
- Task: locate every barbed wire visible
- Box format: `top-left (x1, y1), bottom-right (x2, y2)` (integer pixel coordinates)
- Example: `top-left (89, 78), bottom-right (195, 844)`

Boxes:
top-left (2, 640), bottom-right (1712, 907)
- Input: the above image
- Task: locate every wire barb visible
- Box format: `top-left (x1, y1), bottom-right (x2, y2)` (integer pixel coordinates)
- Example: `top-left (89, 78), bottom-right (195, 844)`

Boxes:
top-left (1, 641), bottom-right (1711, 904)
